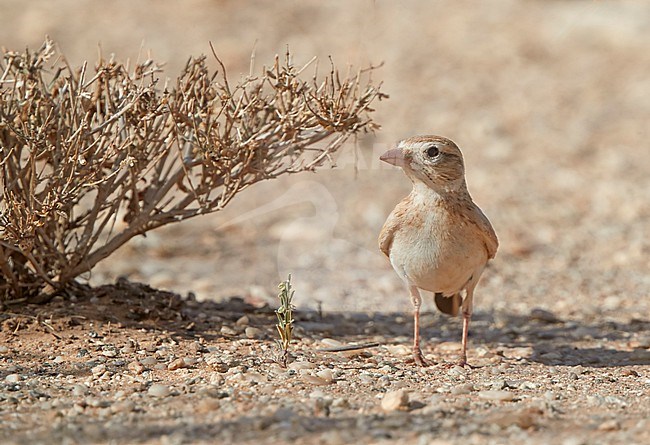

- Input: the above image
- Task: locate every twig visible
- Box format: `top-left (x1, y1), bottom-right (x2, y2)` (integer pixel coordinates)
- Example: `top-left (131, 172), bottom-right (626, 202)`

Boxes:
top-left (316, 342), bottom-right (380, 352)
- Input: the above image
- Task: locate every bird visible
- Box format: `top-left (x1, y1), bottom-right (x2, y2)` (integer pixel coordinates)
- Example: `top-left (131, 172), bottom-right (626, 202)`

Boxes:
top-left (378, 135), bottom-right (498, 367)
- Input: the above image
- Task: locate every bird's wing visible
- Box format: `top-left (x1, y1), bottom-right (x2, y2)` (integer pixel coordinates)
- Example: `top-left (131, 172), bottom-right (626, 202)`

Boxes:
top-left (378, 210), bottom-right (399, 257)
top-left (378, 196), bottom-right (412, 257)
top-left (466, 203), bottom-right (499, 259)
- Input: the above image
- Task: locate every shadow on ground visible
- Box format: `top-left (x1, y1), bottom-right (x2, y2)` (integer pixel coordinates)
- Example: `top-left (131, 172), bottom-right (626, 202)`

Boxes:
top-left (2, 279), bottom-right (649, 370)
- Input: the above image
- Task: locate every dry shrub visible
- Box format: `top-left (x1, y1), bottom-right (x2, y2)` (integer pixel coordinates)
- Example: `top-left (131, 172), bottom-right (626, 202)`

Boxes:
top-left (0, 39), bottom-right (386, 304)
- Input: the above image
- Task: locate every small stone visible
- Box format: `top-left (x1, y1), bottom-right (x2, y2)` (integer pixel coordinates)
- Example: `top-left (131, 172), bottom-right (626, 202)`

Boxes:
top-left (359, 373), bottom-right (374, 384)
top-left (381, 389), bottom-right (409, 412)
top-left (530, 308), bottom-right (560, 323)
top-left (450, 383), bottom-right (474, 395)
top-left (53, 356), bottom-right (64, 364)
top-left (71, 384), bottom-right (88, 396)
top-left (111, 400), bottom-right (135, 413)
top-left (168, 358), bottom-right (188, 371)
top-left (148, 384), bottom-right (170, 397)
top-left (245, 371), bottom-right (267, 384)
top-left (520, 381), bottom-right (537, 390)
top-left (303, 375), bottom-right (329, 386)
top-left (384, 345), bottom-right (411, 356)
top-left (289, 361), bottom-right (317, 371)
top-left (183, 357), bottom-right (198, 366)
top-left (0, 345), bottom-right (9, 354)
top-left (447, 365), bottom-right (467, 377)
top-left (140, 357), bottom-right (158, 366)
top-left (501, 347), bottom-right (532, 360)
top-left (128, 361), bottom-right (145, 374)
top-left (196, 399), bottom-right (220, 413)
top-left (332, 397), bottom-right (350, 409)
top-left (5, 374), bottom-right (20, 383)
top-left (102, 349), bottom-right (118, 358)
top-left (236, 315), bottom-right (250, 326)
top-left (478, 390), bottom-right (515, 401)
top-left (220, 326), bottom-right (238, 336)
top-left (320, 338), bottom-right (343, 348)
top-left (316, 369), bottom-right (334, 384)
top-left (598, 419), bottom-right (620, 431)
top-left (91, 364), bottom-right (107, 377)
top-left (245, 327), bottom-right (263, 339)
top-left (488, 407), bottom-right (543, 429)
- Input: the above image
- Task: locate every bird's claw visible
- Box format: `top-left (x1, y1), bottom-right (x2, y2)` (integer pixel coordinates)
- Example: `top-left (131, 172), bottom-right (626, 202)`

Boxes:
top-left (413, 349), bottom-right (431, 367)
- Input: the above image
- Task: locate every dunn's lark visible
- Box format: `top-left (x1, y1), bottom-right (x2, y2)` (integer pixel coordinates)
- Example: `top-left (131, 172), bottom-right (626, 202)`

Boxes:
top-left (379, 135), bottom-right (498, 366)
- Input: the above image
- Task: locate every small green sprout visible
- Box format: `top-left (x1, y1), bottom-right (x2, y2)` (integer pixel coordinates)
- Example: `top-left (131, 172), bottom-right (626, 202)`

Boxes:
top-left (275, 274), bottom-right (295, 367)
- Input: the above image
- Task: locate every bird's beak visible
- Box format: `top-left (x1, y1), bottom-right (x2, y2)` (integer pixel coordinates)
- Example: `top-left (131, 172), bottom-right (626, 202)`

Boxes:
top-left (380, 148), bottom-right (407, 167)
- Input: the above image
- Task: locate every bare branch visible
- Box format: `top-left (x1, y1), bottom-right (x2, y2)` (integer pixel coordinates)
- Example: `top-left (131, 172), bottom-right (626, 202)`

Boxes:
top-left (0, 39), bottom-right (387, 302)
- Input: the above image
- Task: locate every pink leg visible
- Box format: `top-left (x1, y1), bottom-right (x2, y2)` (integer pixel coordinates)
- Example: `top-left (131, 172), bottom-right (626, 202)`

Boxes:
top-left (458, 281), bottom-right (478, 367)
top-left (458, 309), bottom-right (470, 367)
top-left (409, 285), bottom-right (429, 367)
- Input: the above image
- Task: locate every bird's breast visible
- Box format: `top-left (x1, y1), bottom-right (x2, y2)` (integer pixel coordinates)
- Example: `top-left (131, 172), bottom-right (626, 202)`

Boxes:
top-left (388, 208), bottom-right (488, 294)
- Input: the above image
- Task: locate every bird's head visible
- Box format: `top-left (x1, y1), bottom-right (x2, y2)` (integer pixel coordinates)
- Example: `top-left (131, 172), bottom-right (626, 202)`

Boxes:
top-left (380, 135), bottom-right (467, 194)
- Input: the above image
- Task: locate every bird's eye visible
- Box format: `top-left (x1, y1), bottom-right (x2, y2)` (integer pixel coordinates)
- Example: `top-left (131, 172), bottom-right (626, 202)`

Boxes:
top-left (426, 146), bottom-right (439, 158)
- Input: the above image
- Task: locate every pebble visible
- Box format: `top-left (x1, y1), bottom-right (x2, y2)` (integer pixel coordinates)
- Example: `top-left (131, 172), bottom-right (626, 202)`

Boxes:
top-left (488, 407), bottom-right (543, 429)
top-left (478, 390), bottom-right (515, 401)
top-left (168, 358), bottom-right (188, 371)
top-left (5, 374), bottom-right (21, 383)
top-left (220, 326), bottom-right (238, 336)
top-left (245, 327), bottom-right (263, 339)
top-left (140, 357), bottom-right (158, 366)
top-left (102, 349), bottom-right (118, 358)
top-left (289, 361), bottom-right (317, 371)
top-left (316, 369), bottom-right (334, 384)
top-left (148, 384), bottom-right (171, 397)
top-left (598, 419), bottom-right (621, 431)
top-left (111, 400), bottom-right (136, 414)
top-left (91, 364), bottom-right (107, 377)
top-left (450, 383), bottom-right (474, 395)
top-left (530, 308), bottom-right (561, 323)
top-left (359, 373), bottom-right (374, 384)
top-left (0, 345), bottom-right (9, 354)
top-left (332, 397), bottom-right (350, 409)
top-left (320, 338), bottom-right (343, 348)
top-left (71, 384), bottom-right (88, 396)
top-left (236, 315), bottom-right (250, 326)
top-left (53, 356), bottom-right (64, 364)
top-left (303, 375), bottom-right (330, 386)
top-left (381, 389), bottom-right (409, 412)
top-left (501, 347), bottom-right (532, 360)
top-left (195, 399), bottom-right (221, 413)
top-left (128, 361), bottom-right (146, 374)
top-left (447, 366), bottom-right (467, 377)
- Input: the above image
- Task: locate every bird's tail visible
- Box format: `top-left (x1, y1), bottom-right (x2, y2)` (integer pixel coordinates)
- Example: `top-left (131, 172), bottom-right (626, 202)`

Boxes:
top-left (434, 292), bottom-right (461, 317)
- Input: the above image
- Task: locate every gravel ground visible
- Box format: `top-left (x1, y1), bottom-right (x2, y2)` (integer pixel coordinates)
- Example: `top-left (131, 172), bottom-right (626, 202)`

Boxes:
top-left (1, 1), bottom-right (650, 444)
top-left (1, 282), bottom-right (649, 445)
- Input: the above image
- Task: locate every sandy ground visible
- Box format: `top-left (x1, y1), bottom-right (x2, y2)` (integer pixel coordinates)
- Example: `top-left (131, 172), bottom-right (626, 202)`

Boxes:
top-left (1, 1), bottom-right (650, 444)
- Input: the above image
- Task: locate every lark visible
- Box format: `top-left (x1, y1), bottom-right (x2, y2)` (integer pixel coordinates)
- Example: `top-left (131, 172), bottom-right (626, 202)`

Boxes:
top-left (379, 135), bottom-right (498, 366)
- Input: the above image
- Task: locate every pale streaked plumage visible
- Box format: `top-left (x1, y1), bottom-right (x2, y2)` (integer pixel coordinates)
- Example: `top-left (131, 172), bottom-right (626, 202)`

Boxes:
top-left (379, 135), bottom-right (498, 366)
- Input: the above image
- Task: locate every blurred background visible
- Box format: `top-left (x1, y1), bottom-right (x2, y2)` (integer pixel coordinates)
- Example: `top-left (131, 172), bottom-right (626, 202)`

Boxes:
top-left (2, 0), bottom-right (649, 317)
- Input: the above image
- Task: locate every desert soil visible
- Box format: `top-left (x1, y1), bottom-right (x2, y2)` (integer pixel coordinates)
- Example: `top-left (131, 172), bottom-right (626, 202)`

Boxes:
top-left (1, 1), bottom-right (650, 444)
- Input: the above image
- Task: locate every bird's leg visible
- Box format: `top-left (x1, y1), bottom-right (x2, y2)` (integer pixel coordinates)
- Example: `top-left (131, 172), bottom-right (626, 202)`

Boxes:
top-left (458, 287), bottom-right (475, 367)
top-left (409, 285), bottom-right (429, 366)
top-left (458, 309), bottom-right (471, 367)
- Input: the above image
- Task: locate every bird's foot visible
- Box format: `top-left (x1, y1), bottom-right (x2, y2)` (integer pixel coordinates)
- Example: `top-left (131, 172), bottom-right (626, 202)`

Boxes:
top-left (412, 348), bottom-right (431, 367)
top-left (436, 355), bottom-right (472, 369)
